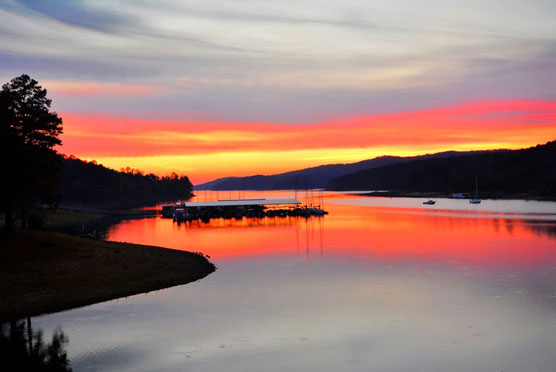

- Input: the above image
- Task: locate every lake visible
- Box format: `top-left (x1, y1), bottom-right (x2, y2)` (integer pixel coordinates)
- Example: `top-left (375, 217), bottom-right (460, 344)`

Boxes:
top-left (16, 192), bottom-right (556, 371)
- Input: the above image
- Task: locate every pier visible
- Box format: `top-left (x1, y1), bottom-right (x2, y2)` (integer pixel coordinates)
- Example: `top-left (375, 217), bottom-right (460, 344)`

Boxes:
top-left (161, 198), bottom-right (327, 222)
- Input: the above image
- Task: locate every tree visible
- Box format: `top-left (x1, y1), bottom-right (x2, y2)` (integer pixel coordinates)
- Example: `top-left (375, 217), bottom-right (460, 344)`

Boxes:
top-left (0, 75), bottom-right (63, 234)
top-left (0, 319), bottom-right (72, 371)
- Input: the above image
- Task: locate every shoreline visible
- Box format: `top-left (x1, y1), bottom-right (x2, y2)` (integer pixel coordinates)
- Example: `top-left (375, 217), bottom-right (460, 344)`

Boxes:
top-left (0, 229), bottom-right (216, 321)
top-left (353, 191), bottom-right (556, 202)
top-left (34, 205), bottom-right (158, 240)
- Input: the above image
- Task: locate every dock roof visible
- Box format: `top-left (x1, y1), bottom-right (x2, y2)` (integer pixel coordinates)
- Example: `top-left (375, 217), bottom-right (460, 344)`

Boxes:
top-left (183, 199), bottom-right (301, 208)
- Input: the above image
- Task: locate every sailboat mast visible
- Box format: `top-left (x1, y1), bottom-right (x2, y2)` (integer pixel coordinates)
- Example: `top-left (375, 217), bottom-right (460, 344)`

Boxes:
top-left (310, 180), bottom-right (314, 207)
top-left (305, 174), bottom-right (309, 207)
top-left (295, 176), bottom-right (298, 201)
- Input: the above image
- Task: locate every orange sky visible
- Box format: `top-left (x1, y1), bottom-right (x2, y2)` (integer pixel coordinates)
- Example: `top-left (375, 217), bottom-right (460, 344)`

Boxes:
top-left (58, 99), bottom-right (556, 184)
top-left (5, 0), bottom-right (556, 185)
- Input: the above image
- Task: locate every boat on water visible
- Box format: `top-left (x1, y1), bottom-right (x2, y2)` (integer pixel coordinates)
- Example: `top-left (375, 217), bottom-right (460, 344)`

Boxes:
top-left (423, 199), bottom-right (436, 205)
top-left (307, 207), bottom-right (328, 215)
top-left (292, 179), bottom-right (329, 216)
top-left (291, 207), bottom-right (328, 216)
top-left (470, 176), bottom-right (481, 204)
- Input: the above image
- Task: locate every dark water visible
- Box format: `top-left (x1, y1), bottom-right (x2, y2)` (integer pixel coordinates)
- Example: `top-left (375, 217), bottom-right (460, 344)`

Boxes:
top-left (14, 192), bottom-right (556, 371)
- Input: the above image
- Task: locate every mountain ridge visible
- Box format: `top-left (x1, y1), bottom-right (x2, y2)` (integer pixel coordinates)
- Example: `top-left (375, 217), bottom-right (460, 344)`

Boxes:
top-left (326, 140), bottom-right (556, 197)
top-left (196, 150), bottom-right (505, 190)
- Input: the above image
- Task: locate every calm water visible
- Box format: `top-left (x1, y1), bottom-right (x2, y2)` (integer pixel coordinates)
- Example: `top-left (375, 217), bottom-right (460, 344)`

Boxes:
top-left (23, 192), bottom-right (556, 371)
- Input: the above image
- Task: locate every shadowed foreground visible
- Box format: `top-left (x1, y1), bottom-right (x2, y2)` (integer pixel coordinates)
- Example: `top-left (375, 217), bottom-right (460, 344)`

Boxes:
top-left (0, 230), bottom-right (215, 321)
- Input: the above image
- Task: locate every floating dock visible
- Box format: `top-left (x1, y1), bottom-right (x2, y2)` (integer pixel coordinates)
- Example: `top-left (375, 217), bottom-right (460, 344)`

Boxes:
top-left (183, 198), bottom-right (301, 208)
top-left (161, 198), bottom-right (327, 222)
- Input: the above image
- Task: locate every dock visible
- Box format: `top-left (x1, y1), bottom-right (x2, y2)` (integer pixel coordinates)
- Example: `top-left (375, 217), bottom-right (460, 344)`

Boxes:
top-left (161, 198), bottom-right (327, 222)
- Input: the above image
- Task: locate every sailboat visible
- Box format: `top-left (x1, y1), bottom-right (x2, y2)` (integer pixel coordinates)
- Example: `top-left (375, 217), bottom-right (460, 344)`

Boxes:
top-left (292, 175), bottom-right (328, 216)
top-left (470, 176), bottom-right (481, 204)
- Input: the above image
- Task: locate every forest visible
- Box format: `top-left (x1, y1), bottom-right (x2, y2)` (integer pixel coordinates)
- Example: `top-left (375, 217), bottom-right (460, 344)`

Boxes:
top-left (326, 140), bottom-right (556, 198)
top-left (58, 155), bottom-right (193, 208)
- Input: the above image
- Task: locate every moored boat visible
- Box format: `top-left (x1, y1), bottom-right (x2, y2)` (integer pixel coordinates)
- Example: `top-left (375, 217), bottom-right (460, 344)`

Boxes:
top-left (470, 176), bottom-right (481, 204)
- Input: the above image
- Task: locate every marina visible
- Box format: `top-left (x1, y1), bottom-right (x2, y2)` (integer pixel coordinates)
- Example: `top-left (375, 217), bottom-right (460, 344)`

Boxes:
top-left (161, 198), bottom-right (328, 222)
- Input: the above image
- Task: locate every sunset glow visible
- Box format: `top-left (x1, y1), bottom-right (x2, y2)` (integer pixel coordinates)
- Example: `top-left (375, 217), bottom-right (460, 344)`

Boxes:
top-left (2, 1), bottom-right (556, 183)
top-left (60, 99), bottom-right (556, 183)
top-left (3, 2), bottom-right (556, 370)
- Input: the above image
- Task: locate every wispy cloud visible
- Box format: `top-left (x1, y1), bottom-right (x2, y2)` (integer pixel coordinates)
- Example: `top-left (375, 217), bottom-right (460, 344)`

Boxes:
top-left (1, 0), bottom-right (555, 135)
top-left (2, 1), bottom-right (556, 104)
top-left (45, 80), bottom-right (165, 97)
top-left (14, 0), bottom-right (139, 33)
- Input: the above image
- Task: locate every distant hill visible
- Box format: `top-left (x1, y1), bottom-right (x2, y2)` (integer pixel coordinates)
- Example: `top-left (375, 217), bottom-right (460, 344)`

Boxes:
top-left (196, 150), bottom-right (498, 190)
top-left (326, 140), bottom-right (556, 197)
top-left (59, 156), bottom-right (193, 208)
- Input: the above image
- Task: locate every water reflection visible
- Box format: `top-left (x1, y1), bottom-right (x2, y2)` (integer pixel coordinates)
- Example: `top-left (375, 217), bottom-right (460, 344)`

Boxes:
top-left (175, 215), bottom-right (305, 229)
top-left (23, 192), bottom-right (556, 371)
top-left (109, 194), bottom-right (556, 268)
top-left (0, 318), bottom-right (71, 372)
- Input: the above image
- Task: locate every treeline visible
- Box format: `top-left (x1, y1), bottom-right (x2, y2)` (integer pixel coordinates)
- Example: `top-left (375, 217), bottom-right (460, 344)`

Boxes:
top-left (196, 150), bottom-right (497, 191)
top-left (1, 74), bottom-right (193, 232)
top-left (327, 140), bottom-right (556, 198)
top-left (59, 156), bottom-right (193, 208)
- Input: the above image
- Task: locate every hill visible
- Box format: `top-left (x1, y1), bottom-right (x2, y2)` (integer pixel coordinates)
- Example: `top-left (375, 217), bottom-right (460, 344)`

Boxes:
top-left (196, 150), bottom-right (498, 190)
top-left (58, 156), bottom-right (194, 208)
top-left (326, 140), bottom-right (556, 198)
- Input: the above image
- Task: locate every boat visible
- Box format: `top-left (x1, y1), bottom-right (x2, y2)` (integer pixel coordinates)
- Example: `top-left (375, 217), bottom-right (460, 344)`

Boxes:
top-left (293, 178), bottom-right (329, 216)
top-left (307, 207), bottom-right (328, 215)
top-left (290, 207), bottom-right (328, 216)
top-left (470, 176), bottom-right (481, 204)
top-left (423, 200), bottom-right (436, 205)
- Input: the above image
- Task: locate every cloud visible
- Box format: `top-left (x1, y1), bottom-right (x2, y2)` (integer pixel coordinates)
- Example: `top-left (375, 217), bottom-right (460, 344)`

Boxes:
top-left (44, 80), bottom-right (165, 97)
top-left (1, 0), bottom-right (556, 124)
top-left (59, 99), bottom-right (556, 157)
top-left (15, 0), bottom-right (139, 33)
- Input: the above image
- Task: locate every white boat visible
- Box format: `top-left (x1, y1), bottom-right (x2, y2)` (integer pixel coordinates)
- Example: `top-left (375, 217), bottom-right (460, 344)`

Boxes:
top-left (423, 199), bottom-right (436, 205)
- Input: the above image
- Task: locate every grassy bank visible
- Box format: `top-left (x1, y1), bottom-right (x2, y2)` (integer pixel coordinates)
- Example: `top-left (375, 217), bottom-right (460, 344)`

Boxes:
top-left (38, 206), bottom-right (158, 238)
top-left (0, 229), bottom-right (215, 321)
top-left (44, 208), bottom-right (107, 227)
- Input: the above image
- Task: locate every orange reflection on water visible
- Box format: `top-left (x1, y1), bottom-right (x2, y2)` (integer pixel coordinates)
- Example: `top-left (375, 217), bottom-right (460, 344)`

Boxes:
top-left (321, 204), bottom-right (556, 267)
top-left (107, 195), bottom-right (556, 268)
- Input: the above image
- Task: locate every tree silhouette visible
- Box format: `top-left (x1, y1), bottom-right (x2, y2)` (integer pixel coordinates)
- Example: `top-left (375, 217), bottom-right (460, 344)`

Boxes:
top-left (0, 318), bottom-right (72, 372)
top-left (0, 75), bottom-right (63, 234)
top-left (59, 156), bottom-right (194, 208)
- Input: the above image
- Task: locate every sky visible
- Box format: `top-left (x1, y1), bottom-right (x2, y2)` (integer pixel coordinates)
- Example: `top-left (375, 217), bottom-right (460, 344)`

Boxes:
top-left (1, 0), bottom-right (556, 183)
